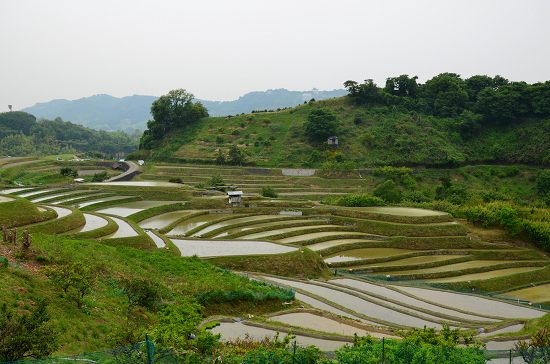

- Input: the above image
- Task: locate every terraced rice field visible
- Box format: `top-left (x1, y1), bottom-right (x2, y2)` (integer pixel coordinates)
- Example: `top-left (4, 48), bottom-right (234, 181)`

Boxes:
top-left (97, 200), bottom-right (175, 217)
top-left (427, 267), bottom-right (545, 283)
top-left (72, 213), bottom-right (109, 233)
top-left (500, 284), bottom-right (550, 304)
top-left (138, 210), bottom-right (195, 229)
top-left (210, 322), bottom-right (348, 351)
top-left (3, 164), bottom-right (548, 346)
top-left (171, 239), bottom-right (296, 257)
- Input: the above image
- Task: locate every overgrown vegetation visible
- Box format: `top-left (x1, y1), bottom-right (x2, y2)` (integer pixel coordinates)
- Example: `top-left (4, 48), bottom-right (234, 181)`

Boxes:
top-left (0, 111), bottom-right (138, 157)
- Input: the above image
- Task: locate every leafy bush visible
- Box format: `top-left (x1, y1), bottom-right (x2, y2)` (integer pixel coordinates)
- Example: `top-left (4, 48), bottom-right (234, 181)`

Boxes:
top-left (336, 325), bottom-right (484, 364)
top-left (515, 327), bottom-right (550, 364)
top-left (333, 193), bottom-right (385, 207)
top-left (0, 299), bottom-right (59, 362)
top-left (402, 190), bottom-right (431, 203)
top-left (43, 262), bottom-right (97, 308)
top-left (462, 202), bottom-right (521, 233)
top-left (91, 171), bottom-right (108, 182)
top-left (120, 277), bottom-right (163, 310)
top-left (150, 300), bottom-right (220, 355)
top-left (60, 167), bottom-right (77, 177)
top-left (209, 174), bottom-right (224, 187)
top-left (522, 220), bottom-right (550, 252)
top-left (168, 177), bottom-right (183, 184)
top-left (373, 180), bottom-right (402, 203)
top-left (536, 170), bottom-right (550, 195)
top-left (261, 187), bottom-right (278, 198)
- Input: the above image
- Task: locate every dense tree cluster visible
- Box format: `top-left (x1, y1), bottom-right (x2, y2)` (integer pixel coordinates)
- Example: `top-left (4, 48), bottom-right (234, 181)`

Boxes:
top-left (345, 73), bottom-right (550, 132)
top-left (0, 111), bottom-right (138, 157)
top-left (304, 108), bottom-right (339, 143)
top-left (140, 89), bottom-right (208, 149)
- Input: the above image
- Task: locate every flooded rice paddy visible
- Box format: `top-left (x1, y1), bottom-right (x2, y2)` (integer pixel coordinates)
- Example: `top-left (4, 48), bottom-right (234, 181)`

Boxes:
top-left (239, 225), bottom-right (344, 240)
top-left (138, 210), bottom-right (194, 229)
top-left (395, 286), bottom-right (545, 319)
top-left (347, 207), bottom-right (447, 217)
top-left (73, 213), bottom-right (109, 233)
top-left (19, 188), bottom-right (60, 198)
top-left (427, 267), bottom-right (544, 283)
top-left (261, 276), bottom-right (444, 328)
top-left (330, 278), bottom-right (497, 322)
top-left (145, 230), bottom-right (166, 248)
top-left (191, 215), bottom-right (293, 236)
top-left (76, 196), bottom-right (132, 208)
top-left (31, 190), bottom-right (87, 203)
top-left (104, 217), bottom-right (139, 238)
top-left (47, 205), bottom-right (72, 219)
top-left (324, 248), bottom-right (416, 263)
top-left (279, 231), bottom-right (369, 244)
top-left (0, 195), bottom-right (14, 202)
top-left (97, 200), bottom-right (175, 217)
top-left (307, 238), bottom-right (376, 251)
top-left (386, 260), bottom-right (516, 275)
top-left (167, 214), bottom-right (236, 235)
top-left (215, 219), bottom-right (324, 238)
top-left (359, 254), bottom-right (468, 268)
top-left (210, 322), bottom-right (347, 351)
top-left (269, 312), bottom-right (393, 338)
top-left (88, 181), bottom-right (183, 187)
top-left (0, 187), bottom-right (33, 194)
top-left (171, 239), bottom-right (296, 257)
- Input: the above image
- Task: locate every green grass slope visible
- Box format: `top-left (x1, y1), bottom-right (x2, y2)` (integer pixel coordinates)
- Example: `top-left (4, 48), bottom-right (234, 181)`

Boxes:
top-left (143, 97), bottom-right (549, 167)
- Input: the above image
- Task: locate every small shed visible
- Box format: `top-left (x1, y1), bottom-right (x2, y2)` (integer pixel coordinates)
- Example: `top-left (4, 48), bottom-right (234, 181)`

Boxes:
top-left (227, 191), bottom-right (243, 205)
top-left (327, 136), bottom-right (339, 146)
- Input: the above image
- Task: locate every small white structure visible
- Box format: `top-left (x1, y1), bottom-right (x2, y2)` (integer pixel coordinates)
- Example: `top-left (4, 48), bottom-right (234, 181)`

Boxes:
top-left (327, 136), bottom-right (339, 146)
top-left (137, 160), bottom-right (145, 166)
top-left (227, 191), bottom-right (243, 205)
top-left (73, 178), bottom-right (85, 183)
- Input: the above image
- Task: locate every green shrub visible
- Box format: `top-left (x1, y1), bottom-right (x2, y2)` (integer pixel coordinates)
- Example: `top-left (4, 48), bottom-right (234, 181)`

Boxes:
top-left (522, 220), bottom-right (550, 252)
top-left (209, 174), bottom-right (224, 187)
top-left (120, 278), bottom-right (162, 310)
top-left (0, 256), bottom-right (7, 268)
top-left (536, 170), bottom-right (550, 195)
top-left (373, 179), bottom-right (402, 203)
top-left (402, 190), bottom-right (431, 203)
top-left (334, 193), bottom-right (385, 207)
top-left (0, 299), bottom-right (59, 362)
top-left (91, 171), bottom-right (108, 182)
top-left (462, 202), bottom-right (521, 233)
top-left (168, 177), bottom-right (183, 184)
top-left (60, 167), bottom-right (77, 177)
top-left (261, 186), bottom-right (278, 198)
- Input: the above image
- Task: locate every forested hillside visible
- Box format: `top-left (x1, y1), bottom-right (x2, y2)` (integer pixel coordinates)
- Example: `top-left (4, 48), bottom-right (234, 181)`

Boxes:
top-left (136, 74), bottom-right (550, 167)
top-left (0, 111), bottom-right (138, 157)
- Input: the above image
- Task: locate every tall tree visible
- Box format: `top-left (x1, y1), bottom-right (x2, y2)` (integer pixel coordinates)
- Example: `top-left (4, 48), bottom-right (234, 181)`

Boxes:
top-left (305, 108), bottom-right (339, 143)
top-left (140, 89), bottom-right (208, 149)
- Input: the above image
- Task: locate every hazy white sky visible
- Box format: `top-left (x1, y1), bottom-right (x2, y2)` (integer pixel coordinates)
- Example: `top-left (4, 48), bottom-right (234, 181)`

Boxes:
top-left (1, 0), bottom-right (549, 111)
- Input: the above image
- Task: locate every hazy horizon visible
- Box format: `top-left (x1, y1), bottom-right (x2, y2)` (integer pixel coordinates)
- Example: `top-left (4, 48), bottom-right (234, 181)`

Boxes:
top-left (2, 0), bottom-right (550, 112)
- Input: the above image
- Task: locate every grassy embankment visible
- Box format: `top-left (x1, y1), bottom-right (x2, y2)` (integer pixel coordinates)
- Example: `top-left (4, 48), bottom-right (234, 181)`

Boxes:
top-left (0, 234), bottom-right (294, 355)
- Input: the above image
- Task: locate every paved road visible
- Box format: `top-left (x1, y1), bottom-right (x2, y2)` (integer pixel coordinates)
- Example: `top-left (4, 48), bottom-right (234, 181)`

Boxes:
top-left (106, 161), bottom-right (141, 182)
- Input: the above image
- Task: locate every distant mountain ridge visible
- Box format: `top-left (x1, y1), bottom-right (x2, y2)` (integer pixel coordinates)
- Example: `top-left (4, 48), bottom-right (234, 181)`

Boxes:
top-left (23, 89), bottom-right (346, 132)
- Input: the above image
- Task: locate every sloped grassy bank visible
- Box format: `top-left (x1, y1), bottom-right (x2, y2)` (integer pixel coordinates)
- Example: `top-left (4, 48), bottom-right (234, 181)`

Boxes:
top-left (0, 234), bottom-right (294, 355)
